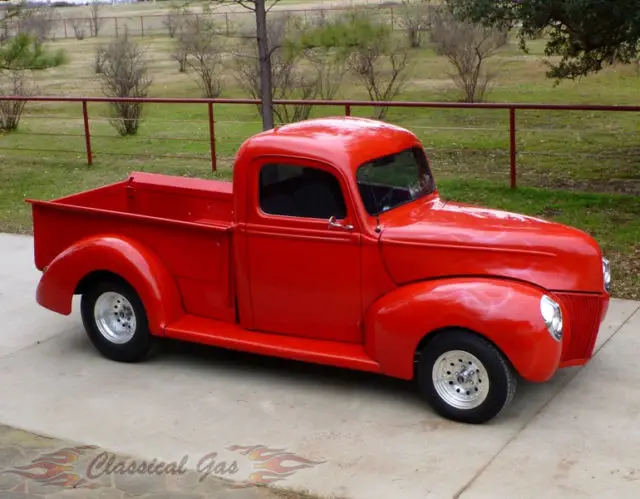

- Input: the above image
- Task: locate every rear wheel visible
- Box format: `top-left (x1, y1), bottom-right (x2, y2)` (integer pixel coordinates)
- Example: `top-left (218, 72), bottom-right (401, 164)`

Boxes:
top-left (416, 329), bottom-right (517, 424)
top-left (80, 279), bottom-right (154, 362)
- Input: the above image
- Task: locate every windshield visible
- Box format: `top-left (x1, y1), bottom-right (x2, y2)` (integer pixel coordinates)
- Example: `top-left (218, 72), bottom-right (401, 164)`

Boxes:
top-left (356, 146), bottom-right (435, 216)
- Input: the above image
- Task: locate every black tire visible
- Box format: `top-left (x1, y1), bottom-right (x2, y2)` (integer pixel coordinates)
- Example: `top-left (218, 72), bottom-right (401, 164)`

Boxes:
top-left (80, 278), bottom-right (154, 363)
top-left (416, 329), bottom-right (517, 424)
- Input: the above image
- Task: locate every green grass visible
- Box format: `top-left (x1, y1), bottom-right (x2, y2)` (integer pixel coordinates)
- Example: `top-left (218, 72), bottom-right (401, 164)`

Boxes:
top-left (0, 27), bottom-right (638, 298)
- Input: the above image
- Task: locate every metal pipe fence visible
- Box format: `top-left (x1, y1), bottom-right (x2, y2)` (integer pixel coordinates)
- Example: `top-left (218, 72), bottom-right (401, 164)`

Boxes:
top-left (1, 95), bottom-right (639, 191)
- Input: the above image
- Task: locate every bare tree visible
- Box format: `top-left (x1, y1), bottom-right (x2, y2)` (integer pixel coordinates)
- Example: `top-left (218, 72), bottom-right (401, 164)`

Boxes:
top-left (269, 19), bottom-right (319, 125)
top-left (348, 45), bottom-right (410, 120)
top-left (163, 5), bottom-right (192, 38)
top-left (231, 13), bottom-right (318, 124)
top-left (16, 4), bottom-right (58, 43)
top-left (0, 11), bottom-right (11, 44)
top-left (163, 10), bottom-right (180, 39)
top-left (211, 0), bottom-right (282, 130)
top-left (171, 41), bottom-right (189, 73)
top-left (293, 9), bottom-right (411, 120)
top-left (94, 45), bottom-right (106, 73)
top-left (346, 17), bottom-right (411, 121)
top-left (97, 30), bottom-right (152, 136)
top-left (70, 18), bottom-right (88, 40)
top-left (89, 0), bottom-right (103, 37)
top-left (170, 9), bottom-right (195, 73)
top-left (430, 7), bottom-right (507, 102)
top-left (0, 70), bottom-right (37, 131)
top-left (178, 17), bottom-right (224, 97)
top-left (232, 54), bottom-right (317, 124)
top-left (397, 0), bottom-right (432, 48)
top-left (306, 49), bottom-right (347, 101)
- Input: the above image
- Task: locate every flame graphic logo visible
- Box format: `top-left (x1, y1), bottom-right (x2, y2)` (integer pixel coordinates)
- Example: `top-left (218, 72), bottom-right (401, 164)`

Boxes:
top-left (1, 446), bottom-right (100, 489)
top-left (2, 443), bottom-right (324, 491)
top-left (227, 444), bottom-right (325, 487)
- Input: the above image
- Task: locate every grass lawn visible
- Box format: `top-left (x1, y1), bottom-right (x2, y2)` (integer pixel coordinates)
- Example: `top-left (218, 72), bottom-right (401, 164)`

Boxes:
top-left (0, 15), bottom-right (638, 298)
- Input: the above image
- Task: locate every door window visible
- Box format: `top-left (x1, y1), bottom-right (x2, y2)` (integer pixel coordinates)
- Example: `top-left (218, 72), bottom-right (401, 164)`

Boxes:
top-left (259, 163), bottom-right (347, 219)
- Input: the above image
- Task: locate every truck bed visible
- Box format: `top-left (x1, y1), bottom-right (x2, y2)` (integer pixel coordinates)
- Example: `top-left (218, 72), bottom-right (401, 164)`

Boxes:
top-left (28, 172), bottom-right (237, 323)
top-left (42, 171), bottom-right (234, 226)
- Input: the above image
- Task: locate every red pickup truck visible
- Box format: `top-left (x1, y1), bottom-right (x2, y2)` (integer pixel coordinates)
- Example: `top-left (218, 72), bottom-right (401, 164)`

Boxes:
top-left (28, 117), bottom-right (611, 424)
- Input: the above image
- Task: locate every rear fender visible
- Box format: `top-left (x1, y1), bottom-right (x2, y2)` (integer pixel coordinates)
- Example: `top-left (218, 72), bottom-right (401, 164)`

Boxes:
top-left (36, 235), bottom-right (183, 335)
top-left (364, 278), bottom-right (564, 382)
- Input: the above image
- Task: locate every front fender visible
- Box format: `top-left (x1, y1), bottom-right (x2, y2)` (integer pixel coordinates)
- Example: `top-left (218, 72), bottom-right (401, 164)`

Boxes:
top-left (36, 235), bottom-right (183, 335)
top-left (364, 278), bottom-right (563, 382)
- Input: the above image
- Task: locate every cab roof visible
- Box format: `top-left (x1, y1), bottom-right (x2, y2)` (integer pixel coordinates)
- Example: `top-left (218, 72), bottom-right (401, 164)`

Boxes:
top-left (235, 117), bottom-right (422, 175)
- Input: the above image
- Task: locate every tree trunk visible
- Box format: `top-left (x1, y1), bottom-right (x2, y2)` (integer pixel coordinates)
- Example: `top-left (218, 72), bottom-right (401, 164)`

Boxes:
top-left (255, 0), bottom-right (274, 130)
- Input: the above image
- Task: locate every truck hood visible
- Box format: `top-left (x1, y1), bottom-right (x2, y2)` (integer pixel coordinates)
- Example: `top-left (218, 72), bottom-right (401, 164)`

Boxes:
top-left (379, 196), bottom-right (604, 292)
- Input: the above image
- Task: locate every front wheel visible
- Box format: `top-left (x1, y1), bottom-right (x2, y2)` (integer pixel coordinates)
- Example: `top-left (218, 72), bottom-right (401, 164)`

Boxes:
top-left (416, 330), bottom-right (517, 424)
top-left (80, 279), bottom-right (154, 363)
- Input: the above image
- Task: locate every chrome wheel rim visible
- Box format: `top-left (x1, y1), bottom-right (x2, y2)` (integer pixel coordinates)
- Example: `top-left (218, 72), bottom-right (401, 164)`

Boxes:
top-left (94, 292), bottom-right (136, 344)
top-left (432, 350), bottom-right (489, 410)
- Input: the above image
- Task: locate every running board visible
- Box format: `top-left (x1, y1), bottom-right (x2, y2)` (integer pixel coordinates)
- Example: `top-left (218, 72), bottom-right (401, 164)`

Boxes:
top-left (163, 315), bottom-right (381, 373)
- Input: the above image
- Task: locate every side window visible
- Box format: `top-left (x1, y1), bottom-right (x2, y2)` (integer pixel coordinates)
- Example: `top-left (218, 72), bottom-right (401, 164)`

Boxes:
top-left (259, 163), bottom-right (347, 220)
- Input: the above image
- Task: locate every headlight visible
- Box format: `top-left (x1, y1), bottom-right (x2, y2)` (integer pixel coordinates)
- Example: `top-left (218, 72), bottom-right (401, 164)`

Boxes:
top-left (602, 256), bottom-right (611, 292)
top-left (540, 295), bottom-right (563, 341)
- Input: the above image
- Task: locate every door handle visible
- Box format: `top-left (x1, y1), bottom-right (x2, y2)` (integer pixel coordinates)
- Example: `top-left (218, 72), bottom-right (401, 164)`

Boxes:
top-left (328, 216), bottom-right (354, 231)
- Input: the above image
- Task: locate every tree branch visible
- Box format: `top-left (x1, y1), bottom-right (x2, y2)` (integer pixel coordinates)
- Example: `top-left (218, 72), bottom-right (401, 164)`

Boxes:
top-left (209, 0), bottom-right (256, 12)
top-left (267, 43), bottom-right (282, 58)
top-left (265, 0), bottom-right (282, 14)
top-left (236, 0), bottom-right (257, 12)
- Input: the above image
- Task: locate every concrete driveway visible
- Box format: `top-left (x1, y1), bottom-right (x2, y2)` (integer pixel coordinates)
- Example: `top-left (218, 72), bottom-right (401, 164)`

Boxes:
top-left (1, 233), bottom-right (638, 499)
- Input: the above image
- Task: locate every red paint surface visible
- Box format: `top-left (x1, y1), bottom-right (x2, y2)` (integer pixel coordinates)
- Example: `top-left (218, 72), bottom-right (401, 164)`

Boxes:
top-left (27, 117), bottom-right (610, 382)
top-left (379, 196), bottom-right (604, 292)
top-left (365, 278), bottom-right (565, 381)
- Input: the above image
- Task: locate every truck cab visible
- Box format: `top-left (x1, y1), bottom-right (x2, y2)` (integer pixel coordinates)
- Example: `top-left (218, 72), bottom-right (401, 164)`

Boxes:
top-left (28, 117), bottom-right (611, 424)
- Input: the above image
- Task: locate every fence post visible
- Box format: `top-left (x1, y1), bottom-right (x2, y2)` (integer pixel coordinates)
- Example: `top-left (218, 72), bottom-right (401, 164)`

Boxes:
top-left (390, 7), bottom-right (394, 30)
top-left (345, 104), bottom-right (351, 117)
top-left (140, 16), bottom-right (144, 37)
top-left (82, 101), bottom-right (93, 166)
top-left (509, 107), bottom-right (516, 189)
top-left (63, 19), bottom-right (67, 39)
top-left (115, 17), bottom-right (119, 38)
top-left (208, 102), bottom-right (216, 172)
top-left (225, 13), bottom-right (229, 36)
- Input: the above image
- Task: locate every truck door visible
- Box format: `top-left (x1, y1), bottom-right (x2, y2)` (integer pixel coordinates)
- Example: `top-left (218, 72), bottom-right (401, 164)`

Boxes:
top-left (244, 158), bottom-right (363, 343)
